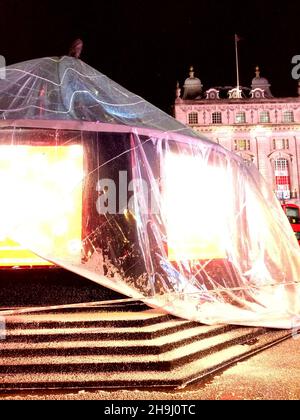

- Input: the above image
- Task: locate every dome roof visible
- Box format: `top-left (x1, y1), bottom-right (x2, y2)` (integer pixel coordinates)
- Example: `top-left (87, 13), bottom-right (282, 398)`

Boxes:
top-left (183, 67), bottom-right (203, 99)
top-left (0, 56), bottom-right (200, 138)
top-left (251, 66), bottom-right (273, 98)
top-left (252, 76), bottom-right (270, 88)
top-left (251, 67), bottom-right (270, 88)
top-left (184, 76), bottom-right (202, 88)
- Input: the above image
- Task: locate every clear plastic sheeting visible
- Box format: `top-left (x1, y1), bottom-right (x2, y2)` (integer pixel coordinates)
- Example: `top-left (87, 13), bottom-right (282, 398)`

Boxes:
top-left (0, 56), bottom-right (200, 138)
top-left (0, 57), bottom-right (300, 328)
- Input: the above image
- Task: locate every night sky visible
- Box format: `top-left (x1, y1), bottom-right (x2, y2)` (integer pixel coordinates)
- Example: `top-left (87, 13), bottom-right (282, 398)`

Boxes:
top-left (0, 0), bottom-right (299, 112)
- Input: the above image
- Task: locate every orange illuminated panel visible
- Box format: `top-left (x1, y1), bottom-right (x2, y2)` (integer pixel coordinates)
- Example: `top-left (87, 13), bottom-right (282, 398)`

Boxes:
top-left (0, 145), bottom-right (83, 267)
top-left (164, 152), bottom-right (227, 261)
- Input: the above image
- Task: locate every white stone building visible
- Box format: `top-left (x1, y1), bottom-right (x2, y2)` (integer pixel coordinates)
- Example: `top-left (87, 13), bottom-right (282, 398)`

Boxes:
top-left (174, 67), bottom-right (300, 202)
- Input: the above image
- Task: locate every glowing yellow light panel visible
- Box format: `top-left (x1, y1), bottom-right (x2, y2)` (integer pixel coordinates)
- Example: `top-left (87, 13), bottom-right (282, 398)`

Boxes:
top-left (164, 152), bottom-right (227, 261)
top-left (0, 145), bottom-right (83, 267)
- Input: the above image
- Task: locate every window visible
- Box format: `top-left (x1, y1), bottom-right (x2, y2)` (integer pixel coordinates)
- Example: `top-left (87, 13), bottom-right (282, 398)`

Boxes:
top-left (212, 112), bottom-right (222, 124)
top-left (285, 207), bottom-right (300, 223)
top-left (283, 111), bottom-right (294, 123)
top-left (274, 158), bottom-right (291, 200)
top-left (235, 112), bottom-right (246, 124)
top-left (259, 111), bottom-right (270, 123)
top-left (0, 145), bottom-right (84, 267)
top-left (188, 112), bottom-right (198, 125)
top-left (273, 139), bottom-right (289, 150)
top-left (234, 139), bottom-right (250, 151)
top-left (164, 152), bottom-right (227, 260)
top-left (242, 158), bottom-right (253, 167)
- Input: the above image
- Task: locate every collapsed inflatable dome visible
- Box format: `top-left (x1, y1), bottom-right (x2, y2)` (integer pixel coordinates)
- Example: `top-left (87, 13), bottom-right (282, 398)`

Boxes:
top-left (0, 56), bottom-right (300, 328)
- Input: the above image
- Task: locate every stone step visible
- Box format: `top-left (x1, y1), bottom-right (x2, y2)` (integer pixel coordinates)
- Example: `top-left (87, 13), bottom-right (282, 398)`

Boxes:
top-left (3, 319), bottom-right (199, 342)
top-left (0, 330), bottom-right (291, 390)
top-left (1, 301), bottom-right (149, 315)
top-left (0, 327), bottom-right (266, 374)
top-left (40, 302), bottom-right (149, 314)
top-left (0, 324), bottom-right (234, 357)
top-left (0, 300), bottom-right (292, 391)
top-left (4, 309), bottom-right (174, 330)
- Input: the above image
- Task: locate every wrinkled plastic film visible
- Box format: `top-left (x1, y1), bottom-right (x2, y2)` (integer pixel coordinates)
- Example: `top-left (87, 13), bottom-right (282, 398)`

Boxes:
top-left (0, 57), bottom-right (202, 139)
top-left (0, 57), bottom-right (300, 328)
top-left (1, 128), bottom-right (299, 328)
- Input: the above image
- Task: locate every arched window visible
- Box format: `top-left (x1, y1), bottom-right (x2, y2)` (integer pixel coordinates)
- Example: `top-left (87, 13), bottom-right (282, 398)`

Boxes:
top-left (212, 112), bottom-right (222, 124)
top-left (188, 112), bottom-right (198, 125)
top-left (274, 158), bottom-right (291, 200)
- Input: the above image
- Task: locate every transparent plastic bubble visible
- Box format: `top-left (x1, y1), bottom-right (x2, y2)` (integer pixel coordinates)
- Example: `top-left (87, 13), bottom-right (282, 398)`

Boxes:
top-left (0, 57), bottom-right (300, 328)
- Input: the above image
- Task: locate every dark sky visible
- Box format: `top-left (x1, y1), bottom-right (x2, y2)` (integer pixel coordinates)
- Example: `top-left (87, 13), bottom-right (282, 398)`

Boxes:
top-left (0, 0), bottom-right (299, 112)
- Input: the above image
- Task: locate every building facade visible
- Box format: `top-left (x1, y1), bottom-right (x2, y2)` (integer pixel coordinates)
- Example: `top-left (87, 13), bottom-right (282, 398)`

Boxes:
top-left (175, 67), bottom-right (300, 203)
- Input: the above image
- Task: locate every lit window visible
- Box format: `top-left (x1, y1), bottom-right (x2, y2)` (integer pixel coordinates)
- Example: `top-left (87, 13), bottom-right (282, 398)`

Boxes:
top-left (188, 112), bottom-right (198, 125)
top-left (235, 112), bottom-right (246, 124)
top-left (0, 145), bottom-right (83, 267)
top-left (212, 112), bottom-right (222, 124)
top-left (283, 111), bottom-right (294, 123)
top-left (234, 139), bottom-right (250, 151)
top-left (259, 111), bottom-right (270, 123)
top-left (274, 158), bottom-right (291, 200)
top-left (164, 152), bottom-right (228, 261)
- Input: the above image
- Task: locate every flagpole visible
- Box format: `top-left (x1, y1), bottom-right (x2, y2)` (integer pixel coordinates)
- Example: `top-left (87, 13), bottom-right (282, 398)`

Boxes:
top-left (235, 34), bottom-right (240, 91)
